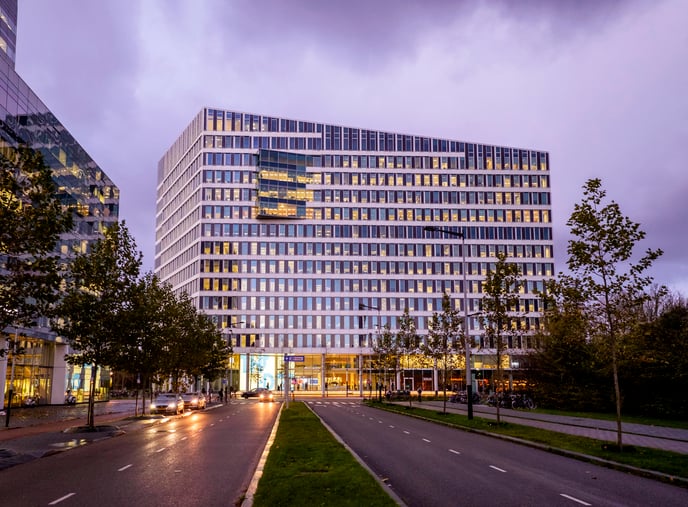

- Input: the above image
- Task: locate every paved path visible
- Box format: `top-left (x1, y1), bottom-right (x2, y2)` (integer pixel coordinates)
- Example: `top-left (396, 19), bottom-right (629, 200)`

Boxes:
top-left (405, 400), bottom-right (688, 454)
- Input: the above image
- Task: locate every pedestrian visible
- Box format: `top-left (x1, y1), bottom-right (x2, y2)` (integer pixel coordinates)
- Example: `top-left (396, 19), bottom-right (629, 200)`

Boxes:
top-left (417, 386), bottom-right (422, 402)
top-left (218, 389), bottom-right (223, 403)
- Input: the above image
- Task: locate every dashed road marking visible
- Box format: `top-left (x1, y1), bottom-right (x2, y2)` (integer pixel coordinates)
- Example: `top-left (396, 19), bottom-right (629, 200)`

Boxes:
top-left (422, 438), bottom-right (431, 443)
top-left (403, 430), bottom-right (410, 434)
top-left (489, 465), bottom-right (507, 473)
top-left (49, 493), bottom-right (76, 505)
top-left (560, 494), bottom-right (591, 506)
top-left (449, 449), bottom-right (461, 455)
top-left (155, 447), bottom-right (166, 453)
top-left (118, 464), bottom-right (133, 472)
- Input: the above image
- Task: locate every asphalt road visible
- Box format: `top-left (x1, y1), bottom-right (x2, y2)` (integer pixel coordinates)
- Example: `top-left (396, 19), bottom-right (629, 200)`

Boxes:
top-left (0, 400), bottom-right (280, 506)
top-left (308, 400), bottom-right (688, 507)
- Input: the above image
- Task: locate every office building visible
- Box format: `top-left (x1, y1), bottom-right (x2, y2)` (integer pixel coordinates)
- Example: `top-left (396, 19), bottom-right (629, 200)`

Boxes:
top-left (156, 107), bottom-right (553, 395)
top-left (0, 0), bottom-right (119, 406)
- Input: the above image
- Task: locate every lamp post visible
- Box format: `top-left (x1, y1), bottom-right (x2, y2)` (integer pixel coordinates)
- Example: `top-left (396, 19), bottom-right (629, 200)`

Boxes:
top-left (224, 321), bottom-right (244, 399)
top-left (424, 226), bottom-right (474, 420)
top-left (4, 329), bottom-right (19, 428)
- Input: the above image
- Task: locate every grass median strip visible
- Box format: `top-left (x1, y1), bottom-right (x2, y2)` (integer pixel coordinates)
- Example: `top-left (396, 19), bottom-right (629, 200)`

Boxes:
top-left (369, 402), bottom-right (688, 480)
top-left (253, 402), bottom-right (397, 507)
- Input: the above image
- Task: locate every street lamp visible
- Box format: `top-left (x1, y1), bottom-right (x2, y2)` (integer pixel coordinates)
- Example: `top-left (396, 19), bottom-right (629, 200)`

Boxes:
top-left (4, 328), bottom-right (20, 427)
top-left (224, 321), bottom-right (244, 399)
top-left (424, 226), bottom-right (474, 420)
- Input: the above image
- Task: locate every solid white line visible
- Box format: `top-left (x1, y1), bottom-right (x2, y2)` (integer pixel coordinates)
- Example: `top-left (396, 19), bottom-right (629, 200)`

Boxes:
top-left (49, 493), bottom-right (76, 505)
top-left (489, 465), bottom-right (507, 473)
top-left (422, 438), bottom-right (431, 443)
top-left (560, 494), bottom-right (592, 506)
top-left (117, 464), bottom-right (133, 472)
top-left (449, 449), bottom-right (461, 455)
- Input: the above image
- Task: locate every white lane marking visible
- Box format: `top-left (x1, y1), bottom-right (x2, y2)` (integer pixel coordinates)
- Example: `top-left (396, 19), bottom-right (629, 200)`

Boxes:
top-left (156, 447), bottom-right (166, 453)
top-left (117, 464), bottom-right (133, 472)
top-left (403, 430), bottom-right (410, 434)
top-left (378, 420), bottom-right (383, 423)
top-left (560, 494), bottom-right (592, 506)
top-left (489, 465), bottom-right (507, 473)
top-left (49, 493), bottom-right (76, 505)
top-left (449, 449), bottom-right (461, 455)
top-left (422, 438), bottom-right (431, 443)
top-left (210, 423), bottom-right (215, 427)
top-left (389, 425), bottom-right (395, 428)
top-left (180, 436), bottom-right (187, 441)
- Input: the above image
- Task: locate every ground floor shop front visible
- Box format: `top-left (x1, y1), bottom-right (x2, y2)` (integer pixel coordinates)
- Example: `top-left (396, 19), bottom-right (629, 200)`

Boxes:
top-left (217, 349), bottom-right (531, 398)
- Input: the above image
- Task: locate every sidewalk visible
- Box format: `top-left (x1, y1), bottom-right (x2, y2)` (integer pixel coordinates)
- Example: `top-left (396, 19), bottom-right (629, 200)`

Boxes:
top-left (0, 399), bottom-right (168, 470)
top-left (402, 399), bottom-right (688, 454)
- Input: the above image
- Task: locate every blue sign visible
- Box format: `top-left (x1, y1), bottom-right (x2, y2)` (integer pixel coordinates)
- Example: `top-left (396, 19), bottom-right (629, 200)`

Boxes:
top-left (284, 355), bottom-right (305, 362)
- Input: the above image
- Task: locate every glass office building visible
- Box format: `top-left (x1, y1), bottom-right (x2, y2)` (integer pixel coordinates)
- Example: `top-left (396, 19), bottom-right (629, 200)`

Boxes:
top-left (156, 107), bottom-right (553, 395)
top-left (0, 0), bottom-right (119, 406)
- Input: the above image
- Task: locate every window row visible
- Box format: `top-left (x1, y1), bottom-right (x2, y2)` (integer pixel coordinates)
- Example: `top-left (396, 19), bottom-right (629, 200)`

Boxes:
top-left (202, 152), bottom-right (548, 174)
top-left (200, 241), bottom-right (552, 260)
top-left (201, 222), bottom-right (553, 242)
top-left (198, 294), bottom-right (543, 319)
top-left (201, 204), bottom-right (551, 224)
top-left (199, 275), bottom-right (549, 295)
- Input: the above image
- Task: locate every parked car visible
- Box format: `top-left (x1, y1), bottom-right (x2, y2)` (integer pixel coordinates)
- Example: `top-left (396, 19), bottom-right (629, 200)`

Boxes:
top-left (151, 393), bottom-right (184, 415)
top-left (259, 390), bottom-right (275, 403)
top-left (241, 387), bottom-right (267, 399)
top-left (181, 392), bottom-right (206, 410)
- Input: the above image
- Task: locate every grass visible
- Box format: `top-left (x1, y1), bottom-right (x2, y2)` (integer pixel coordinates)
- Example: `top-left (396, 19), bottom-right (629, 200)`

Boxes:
top-left (369, 401), bottom-right (688, 480)
top-left (252, 402), bottom-right (397, 507)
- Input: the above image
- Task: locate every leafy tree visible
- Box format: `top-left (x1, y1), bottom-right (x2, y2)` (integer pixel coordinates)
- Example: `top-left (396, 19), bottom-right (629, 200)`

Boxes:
top-left (529, 279), bottom-right (609, 411)
top-left (481, 252), bottom-right (523, 424)
top-left (372, 323), bottom-right (397, 399)
top-left (423, 293), bottom-right (463, 413)
top-left (116, 272), bottom-right (172, 414)
top-left (156, 291), bottom-right (228, 393)
top-left (53, 221), bottom-right (142, 427)
top-left (622, 292), bottom-right (688, 417)
top-left (563, 178), bottom-right (662, 449)
top-left (396, 307), bottom-right (420, 393)
top-left (1, 146), bottom-right (73, 347)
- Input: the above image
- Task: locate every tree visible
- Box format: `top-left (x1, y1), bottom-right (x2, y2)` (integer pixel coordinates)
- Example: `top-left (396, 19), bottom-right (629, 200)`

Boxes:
top-left (481, 252), bottom-right (523, 424)
top-left (529, 279), bottom-right (608, 411)
top-left (116, 272), bottom-right (172, 415)
top-left (1, 146), bottom-right (73, 345)
top-left (423, 293), bottom-right (463, 413)
top-left (563, 178), bottom-right (663, 449)
top-left (372, 323), bottom-right (397, 400)
top-left (53, 221), bottom-right (142, 427)
top-left (397, 307), bottom-right (419, 392)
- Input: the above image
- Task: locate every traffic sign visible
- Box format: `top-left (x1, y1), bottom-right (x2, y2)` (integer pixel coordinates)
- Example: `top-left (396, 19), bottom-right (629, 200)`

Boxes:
top-left (284, 355), bottom-right (305, 362)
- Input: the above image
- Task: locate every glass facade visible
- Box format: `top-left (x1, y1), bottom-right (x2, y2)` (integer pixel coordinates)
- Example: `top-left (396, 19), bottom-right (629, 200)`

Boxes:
top-left (156, 107), bottom-right (553, 394)
top-left (0, 0), bottom-right (119, 406)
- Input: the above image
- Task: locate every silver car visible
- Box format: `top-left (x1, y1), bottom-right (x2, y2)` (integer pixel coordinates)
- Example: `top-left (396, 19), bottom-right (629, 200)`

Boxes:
top-left (181, 392), bottom-right (207, 410)
top-left (151, 393), bottom-right (184, 415)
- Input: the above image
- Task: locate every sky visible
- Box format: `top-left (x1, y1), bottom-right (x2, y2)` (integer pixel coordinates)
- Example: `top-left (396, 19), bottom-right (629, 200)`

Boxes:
top-left (15, 0), bottom-right (688, 295)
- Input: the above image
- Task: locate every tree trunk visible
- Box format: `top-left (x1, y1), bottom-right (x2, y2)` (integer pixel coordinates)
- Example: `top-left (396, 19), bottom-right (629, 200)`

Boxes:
top-left (612, 345), bottom-right (623, 450)
top-left (87, 364), bottom-right (98, 428)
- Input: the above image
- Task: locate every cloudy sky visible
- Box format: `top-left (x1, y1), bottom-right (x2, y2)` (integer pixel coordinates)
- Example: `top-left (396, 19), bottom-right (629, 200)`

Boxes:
top-left (15, 0), bottom-right (688, 295)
